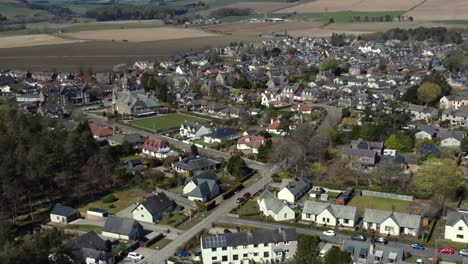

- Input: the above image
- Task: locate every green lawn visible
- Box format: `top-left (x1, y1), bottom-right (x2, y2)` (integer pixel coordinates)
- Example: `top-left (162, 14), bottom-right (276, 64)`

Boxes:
top-left (348, 196), bottom-right (411, 216)
top-left (433, 20), bottom-right (468, 25)
top-left (149, 238), bottom-right (172, 250)
top-left (120, 154), bottom-right (141, 162)
top-left (236, 200), bottom-right (264, 220)
top-left (80, 188), bottom-right (146, 214)
top-left (158, 211), bottom-right (188, 227)
top-left (129, 113), bottom-right (208, 132)
top-left (67, 224), bottom-right (103, 233)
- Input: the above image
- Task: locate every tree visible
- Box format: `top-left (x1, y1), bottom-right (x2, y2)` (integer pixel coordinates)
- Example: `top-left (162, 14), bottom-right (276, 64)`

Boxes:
top-left (226, 155), bottom-right (249, 179)
top-left (271, 47), bottom-right (281, 57)
top-left (384, 133), bottom-right (414, 153)
top-left (319, 58), bottom-right (338, 72)
top-left (294, 235), bottom-right (321, 264)
top-left (191, 144), bottom-right (199, 155)
top-left (414, 158), bottom-right (463, 200)
top-left (417, 82), bottom-right (441, 105)
top-left (324, 246), bottom-right (352, 264)
top-left (257, 139), bottom-right (272, 163)
top-left (461, 137), bottom-right (468, 152)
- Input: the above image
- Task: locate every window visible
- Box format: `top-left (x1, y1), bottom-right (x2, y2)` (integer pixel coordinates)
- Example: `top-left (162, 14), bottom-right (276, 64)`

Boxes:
top-left (243, 253), bottom-right (248, 258)
top-left (222, 247), bottom-right (227, 251)
top-left (254, 244), bottom-right (258, 248)
top-left (384, 226), bottom-right (394, 233)
top-left (222, 256), bottom-right (228, 261)
top-left (285, 249), bottom-right (289, 253)
top-left (284, 241), bottom-right (289, 245)
top-left (344, 219), bottom-right (349, 224)
top-left (264, 252), bottom-right (269, 258)
top-left (306, 213), bottom-right (311, 218)
top-left (459, 226), bottom-right (464, 231)
top-left (284, 213), bottom-right (287, 218)
top-left (211, 256), bottom-right (217, 260)
top-left (457, 234), bottom-right (464, 239)
top-left (141, 214), bottom-right (144, 218)
top-left (274, 242), bottom-right (279, 246)
top-left (264, 243), bottom-right (268, 247)
top-left (253, 253), bottom-right (259, 256)
top-left (243, 245), bottom-right (248, 249)
top-left (233, 255), bottom-right (238, 261)
top-left (211, 248), bottom-right (216, 252)
top-left (233, 246), bottom-right (237, 250)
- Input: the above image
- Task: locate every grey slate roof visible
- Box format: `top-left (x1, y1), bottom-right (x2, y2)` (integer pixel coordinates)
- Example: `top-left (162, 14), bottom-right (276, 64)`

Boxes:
top-left (205, 127), bottom-right (240, 141)
top-left (66, 231), bottom-right (112, 263)
top-left (51, 204), bottom-right (79, 217)
top-left (344, 148), bottom-right (377, 158)
top-left (260, 191), bottom-right (289, 215)
top-left (446, 210), bottom-right (468, 226)
top-left (416, 124), bottom-right (437, 136)
top-left (202, 228), bottom-right (297, 249)
top-left (108, 133), bottom-right (143, 145)
top-left (175, 155), bottom-right (220, 171)
top-left (282, 177), bottom-right (310, 197)
top-left (103, 216), bottom-right (142, 236)
top-left (343, 240), bottom-right (407, 264)
top-left (302, 201), bottom-right (358, 220)
top-left (363, 209), bottom-right (421, 229)
top-left (133, 192), bottom-right (174, 216)
top-left (185, 171), bottom-right (220, 199)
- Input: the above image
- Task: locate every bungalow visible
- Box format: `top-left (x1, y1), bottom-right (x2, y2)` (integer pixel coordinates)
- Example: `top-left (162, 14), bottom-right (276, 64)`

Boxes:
top-left (301, 201), bottom-right (359, 228)
top-left (173, 155), bottom-right (220, 175)
top-left (204, 127), bottom-right (240, 144)
top-left (277, 177), bottom-right (311, 203)
top-left (142, 137), bottom-right (178, 159)
top-left (89, 124), bottom-right (113, 141)
top-left (266, 119), bottom-right (286, 136)
top-left (183, 171), bottom-right (221, 202)
top-left (258, 190), bottom-right (295, 221)
top-left (439, 130), bottom-right (466, 148)
top-left (107, 133), bottom-right (143, 148)
top-left (179, 122), bottom-right (211, 139)
top-left (444, 210), bottom-right (468, 243)
top-left (362, 209), bottom-right (421, 237)
top-left (102, 216), bottom-right (143, 241)
top-left (237, 135), bottom-right (265, 154)
top-left (50, 204), bottom-right (80, 224)
top-left (415, 124), bottom-right (437, 141)
top-left (66, 231), bottom-right (115, 264)
top-left (132, 192), bottom-right (175, 223)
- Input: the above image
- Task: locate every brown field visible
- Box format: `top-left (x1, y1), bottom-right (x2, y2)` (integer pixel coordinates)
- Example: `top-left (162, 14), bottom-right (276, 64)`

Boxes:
top-left (325, 21), bottom-right (468, 32)
top-left (65, 27), bottom-right (217, 42)
top-left (406, 0), bottom-right (468, 21)
top-left (276, 0), bottom-right (424, 13)
top-left (219, 2), bottom-right (298, 13)
top-left (204, 21), bottom-right (324, 34)
top-left (0, 34), bottom-right (85, 49)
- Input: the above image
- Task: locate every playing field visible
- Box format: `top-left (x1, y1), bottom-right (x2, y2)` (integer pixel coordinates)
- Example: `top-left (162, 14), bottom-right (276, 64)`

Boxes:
top-left (129, 113), bottom-right (208, 132)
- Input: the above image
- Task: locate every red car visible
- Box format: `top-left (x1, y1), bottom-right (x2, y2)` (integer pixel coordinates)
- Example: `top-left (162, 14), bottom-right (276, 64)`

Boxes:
top-left (438, 247), bottom-right (455, 255)
top-left (243, 192), bottom-right (251, 200)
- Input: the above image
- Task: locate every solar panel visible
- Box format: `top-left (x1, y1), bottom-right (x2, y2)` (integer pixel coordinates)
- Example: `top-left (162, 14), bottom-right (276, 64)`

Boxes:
top-left (205, 235), bottom-right (227, 248)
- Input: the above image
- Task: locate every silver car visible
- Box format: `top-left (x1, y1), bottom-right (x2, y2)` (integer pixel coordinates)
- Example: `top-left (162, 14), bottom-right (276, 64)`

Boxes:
top-left (460, 249), bottom-right (468, 257)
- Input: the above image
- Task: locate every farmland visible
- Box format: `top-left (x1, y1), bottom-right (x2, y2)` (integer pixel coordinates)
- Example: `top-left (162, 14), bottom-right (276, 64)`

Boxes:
top-left (275, 0), bottom-right (425, 13)
top-left (218, 2), bottom-right (297, 14)
top-left (128, 113), bottom-right (208, 132)
top-left (406, 0), bottom-right (468, 21)
top-left (0, 34), bottom-right (85, 49)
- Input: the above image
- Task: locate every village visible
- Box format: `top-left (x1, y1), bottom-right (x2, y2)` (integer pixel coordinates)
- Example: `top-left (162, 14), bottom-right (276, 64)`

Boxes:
top-left (0, 27), bottom-right (468, 264)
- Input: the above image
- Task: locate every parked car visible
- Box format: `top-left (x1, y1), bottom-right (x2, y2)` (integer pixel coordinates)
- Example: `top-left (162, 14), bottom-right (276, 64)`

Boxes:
top-left (351, 235), bottom-right (366, 241)
top-left (322, 230), bottom-right (336, 237)
top-left (178, 250), bottom-right (191, 258)
top-left (371, 237), bottom-right (388, 244)
top-left (416, 259), bottom-right (423, 264)
top-left (128, 252), bottom-right (144, 260)
top-left (236, 197), bottom-right (245, 203)
top-left (243, 192), bottom-right (251, 200)
top-left (438, 247), bottom-right (455, 255)
top-left (410, 243), bottom-right (425, 250)
top-left (459, 249), bottom-right (468, 257)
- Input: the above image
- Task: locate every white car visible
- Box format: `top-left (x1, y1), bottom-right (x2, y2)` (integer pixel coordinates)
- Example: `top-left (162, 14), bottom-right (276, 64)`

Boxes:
top-left (128, 252), bottom-right (144, 260)
top-left (322, 230), bottom-right (336, 237)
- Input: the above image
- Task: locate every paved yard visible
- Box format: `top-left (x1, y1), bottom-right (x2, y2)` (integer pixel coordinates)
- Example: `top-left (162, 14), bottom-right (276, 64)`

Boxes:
top-left (120, 247), bottom-right (158, 264)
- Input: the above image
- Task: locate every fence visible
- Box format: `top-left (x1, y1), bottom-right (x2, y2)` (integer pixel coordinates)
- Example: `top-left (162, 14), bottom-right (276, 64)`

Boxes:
top-left (155, 187), bottom-right (196, 209)
top-left (361, 190), bottom-right (414, 201)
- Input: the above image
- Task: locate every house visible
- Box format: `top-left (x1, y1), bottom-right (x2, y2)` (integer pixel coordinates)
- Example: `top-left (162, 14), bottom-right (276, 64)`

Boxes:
top-left (301, 201), bottom-right (359, 228)
top-left (236, 135), bottom-right (265, 154)
top-left (102, 216), bottom-right (143, 241)
top-left (66, 231), bottom-right (115, 264)
top-left (89, 124), bottom-right (113, 141)
top-left (416, 142), bottom-right (444, 158)
top-left (142, 137), bottom-right (178, 159)
top-left (201, 228), bottom-right (298, 264)
top-left (258, 190), bottom-right (295, 221)
top-left (406, 103), bottom-right (438, 121)
top-left (343, 148), bottom-right (378, 171)
top-left (204, 128), bottom-right (241, 143)
top-left (277, 177), bottom-right (311, 203)
top-left (350, 139), bottom-right (383, 155)
top-left (183, 171), bottom-right (221, 202)
top-left (415, 124), bottom-right (437, 140)
top-left (179, 122), bottom-right (211, 139)
top-left (50, 204), bottom-right (80, 224)
top-left (114, 90), bottom-right (159, 117)
top-left (290, 103), bottom-right (313, 115)
top-left (107, 133), bottom-right (143, 148)
top-left (362, 209), bottom-right (421, 237)
top-left (442, 105), bottom-right (468, 127)
top-left (440, 94), bottom-right (468, 110)
top-left (342, 240), bottom-right (407, 264)
top-left (444, 210), bottom-right (468, 243)
top-left (301, 88), bottom-right (325, 102)
top-left (439, 130), bottom-right (466, 148)
top-left (132, 192), bottom-right (175, 223)
top-left (127, 159), bottom-right (145, 174)
top-left (266, 119), bottom-right (286, 136)
top-left (173, 155), bottom-right (220, 175)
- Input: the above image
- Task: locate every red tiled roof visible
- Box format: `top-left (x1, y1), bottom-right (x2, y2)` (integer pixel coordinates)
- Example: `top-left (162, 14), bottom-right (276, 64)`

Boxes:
top-left (143, 137), bottom-right (168, 152)
top-left (89, 124), bottom-right (113, 138)
top-left (291, 103), bottom-right (312, 113)
top-left (266, 119), bottom-right (281, 130)
top-left (237, 135), bottom-right (265, 149)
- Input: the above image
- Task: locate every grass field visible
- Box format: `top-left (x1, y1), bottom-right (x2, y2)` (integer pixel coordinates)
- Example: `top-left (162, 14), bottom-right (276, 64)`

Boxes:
top-left (80, 188), bottom-right (146, 214)
top-left (433, 20), bottom-right (468, 25)
top-left (348, 196), bottom-right (411, 215)
top-left (67, 224), bottom-right (103, 233)
top-left (129, 113), bottom-right (208, 132)
top-left (150, 238), bottom-right (172, 250)
top-left (158, 210), bottom-right (188, 227)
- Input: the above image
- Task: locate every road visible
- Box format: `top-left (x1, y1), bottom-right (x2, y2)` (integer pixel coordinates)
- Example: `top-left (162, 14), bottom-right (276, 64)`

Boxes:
top-left (83, 104), bottom-right (341, 262)
top-left (220, 217), bottom-right (463, 263)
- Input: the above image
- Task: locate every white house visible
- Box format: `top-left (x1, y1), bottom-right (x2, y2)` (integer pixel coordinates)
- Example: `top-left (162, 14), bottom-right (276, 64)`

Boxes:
top-left (131, 193), bottom-right (175, 223)
top-left (362, 209), bottom-right (421, 237)
top-left (141, 137), bottom-right (178, 159)
top-left (179, 122), bottom-right (211, 139)
top-left (277, 177), bottom-right (311, 203)
top-left (301, 201), bottom-right (359, 228)
top-left (440, 94), bottom-right (468, 110)
top-left (406, 104), bottom-right (438, 121)
top-left (444, 211), bottom-right (468, 243)
top-left (201, 228), bottom-right (298, 264)
top-left (50, 204), bottom-right (80, 224)
top-left (102, 216), bottom-right (143, 241)
top-left (439, 130), bottom-right (465, 148)
top-left (266, 119), bottom-right (286, 136)
top-left (236, 135), bottom-right (265, 154)
top-left (183, 172), bottom-right (220, 202)
top-left (258, 191), bottom-right (295, 221)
